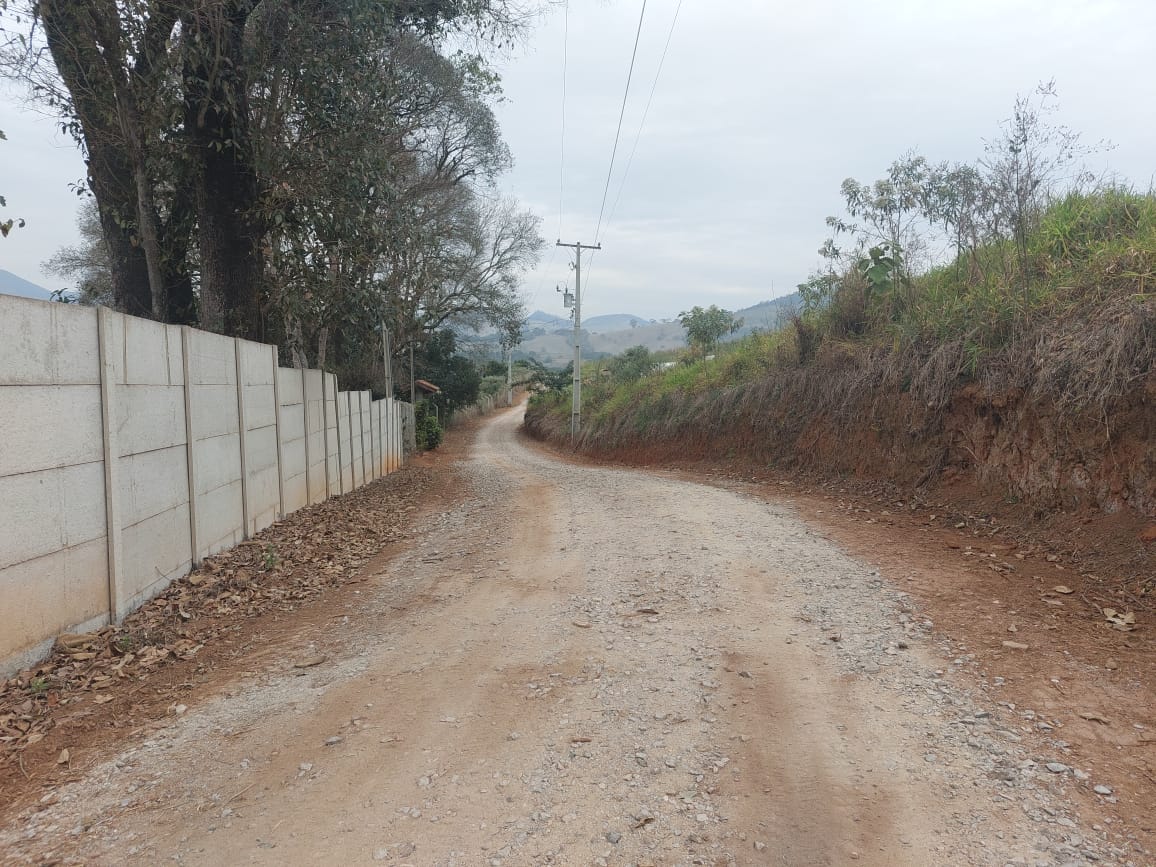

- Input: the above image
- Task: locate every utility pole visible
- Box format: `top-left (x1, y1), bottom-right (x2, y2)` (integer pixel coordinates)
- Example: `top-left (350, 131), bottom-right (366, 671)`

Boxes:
top-left (506, 347), bottom-right (513, 407)
top-left (556, 240), bottom-right (600, 437)
top-left (409, 343), bottom-right (416, 406)
top-left (381, 322), bottom-right (394, 397)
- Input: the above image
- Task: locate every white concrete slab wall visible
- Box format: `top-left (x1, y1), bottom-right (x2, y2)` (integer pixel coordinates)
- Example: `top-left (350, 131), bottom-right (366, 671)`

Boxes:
top-left (237, 340), bottom-right (279, 537)
top-left (302, 370), bottom-right (327, 505)
top-left (323, 374), bottom-right (340, 496)
top-left (0, 298), bottom-right (109, 672)
top-left (187, 328), bottom-right (245, 560)
top-left (105, 313), bottom-right (193, 620)
top-left (336, 391), bottom-right (352, 494)
top-left (0, 296), bottom-right (413, 675)
top-left (277, 367), bottom-right (308, 515)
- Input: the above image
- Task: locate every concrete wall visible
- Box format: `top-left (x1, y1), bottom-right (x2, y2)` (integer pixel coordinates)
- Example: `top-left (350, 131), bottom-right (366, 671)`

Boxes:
top-left (0, 299), bottom-right (108, 673)
top-left (0, 296), bottom-right (413, 675)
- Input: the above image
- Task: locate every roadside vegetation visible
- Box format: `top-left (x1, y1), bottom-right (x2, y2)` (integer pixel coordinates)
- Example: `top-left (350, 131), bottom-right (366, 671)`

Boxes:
top-left (0, 0), bottom-right (539, 397)
top-left (527, 86), bottom-right (1156, 516)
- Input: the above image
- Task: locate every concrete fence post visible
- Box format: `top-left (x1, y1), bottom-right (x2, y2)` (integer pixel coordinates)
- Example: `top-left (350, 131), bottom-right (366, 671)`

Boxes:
top-left (96, 307), bottom-right (125, 623)
top-left (302, 370), bottom-right (315, 505)
top-left (322, 373), bottom-right (333, 499)
top-left (180, 328), bottom-right (201, 565)
top-left (272, 345), bottom-right (285, 519)
top-left (234, 338), bottom-right (250, 538)
top-left (360, 392), bottom-right (370, 485)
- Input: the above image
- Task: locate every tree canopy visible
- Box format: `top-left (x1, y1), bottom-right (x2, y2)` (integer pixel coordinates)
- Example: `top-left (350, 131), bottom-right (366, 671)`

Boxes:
top-left (677, 305), bottom-right (743, 354)
top-left (1, 0), bottom-right (541, 391)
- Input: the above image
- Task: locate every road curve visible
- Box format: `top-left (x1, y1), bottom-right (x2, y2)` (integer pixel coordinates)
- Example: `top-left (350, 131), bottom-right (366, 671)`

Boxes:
top-left (2, 404), bottom-right (1086, 865)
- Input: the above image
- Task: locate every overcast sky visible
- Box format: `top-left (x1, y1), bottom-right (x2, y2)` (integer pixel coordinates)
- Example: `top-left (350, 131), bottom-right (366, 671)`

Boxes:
top-left (3, 0), bottom-right (1155, 320)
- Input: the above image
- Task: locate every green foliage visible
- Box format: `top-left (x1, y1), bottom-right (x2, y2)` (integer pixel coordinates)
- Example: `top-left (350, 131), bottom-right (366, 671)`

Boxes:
top-left (5, 0), bottom-right (537, 350)
top-left (414, 401), bottom-right (444, 451)
top-left (527, 359), bottom-right (573, 392)
top-left (0, 129), bottom-right (24, 238)
top-left (677, 305), bottom-right (743, 354)
top-left (532, 186), bottom-right (1156, 448)
top-left (479, 374), bottom-right (507, 399)
top-left (856, 243), bottom-right (905, 297)
top-left (416, 330), bottom-right (482, 416)
top-left (606, 345), bottom-right (654, 383)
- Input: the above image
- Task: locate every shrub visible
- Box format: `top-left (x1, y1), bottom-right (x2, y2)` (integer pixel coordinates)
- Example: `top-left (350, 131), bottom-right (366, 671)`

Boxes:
top-left (415, 401), bottom-right (443, 450)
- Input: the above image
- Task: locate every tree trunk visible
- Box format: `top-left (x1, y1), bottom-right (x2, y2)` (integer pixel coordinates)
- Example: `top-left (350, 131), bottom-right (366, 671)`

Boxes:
top-left (183, 2), bottom-right (264, 339)
top-left (40, 0), bottom-right (152, 317)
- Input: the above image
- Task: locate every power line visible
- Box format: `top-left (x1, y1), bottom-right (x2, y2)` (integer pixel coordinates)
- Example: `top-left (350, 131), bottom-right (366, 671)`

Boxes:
top-left (604, 0), bottom-right (683, 232)
top-left (533, 0), bottom-right (571, 315)
top-left (593, 0), bottom-right (648, 246)
top-left (557, 0), bottom-right (569, 240)
top-left (583, 0), bottom-right (682, 298)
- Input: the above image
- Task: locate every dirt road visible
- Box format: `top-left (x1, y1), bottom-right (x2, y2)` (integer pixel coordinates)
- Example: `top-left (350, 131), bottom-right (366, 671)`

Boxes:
top-left (1, 405), bottom-right (1130, 865)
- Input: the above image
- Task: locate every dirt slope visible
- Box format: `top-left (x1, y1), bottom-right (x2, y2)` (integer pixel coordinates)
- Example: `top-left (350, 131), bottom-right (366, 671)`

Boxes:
top-left (0, 405), bottom-right (1145, 865)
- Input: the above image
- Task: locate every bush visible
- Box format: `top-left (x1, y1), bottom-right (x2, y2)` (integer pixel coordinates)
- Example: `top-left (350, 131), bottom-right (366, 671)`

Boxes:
top-left (415, 401), bottom-right (443, 451)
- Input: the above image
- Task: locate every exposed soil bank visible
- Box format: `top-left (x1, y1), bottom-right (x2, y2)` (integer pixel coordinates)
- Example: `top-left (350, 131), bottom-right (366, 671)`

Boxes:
top-left (524, 356), bottom-right (1156, 594)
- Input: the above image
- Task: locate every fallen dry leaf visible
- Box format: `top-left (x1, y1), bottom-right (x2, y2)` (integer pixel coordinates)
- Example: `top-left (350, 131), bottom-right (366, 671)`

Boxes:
top-left (0, 465), bottom-right (434, 762)
top-left (1053, 585), bottom-right (1074, 595)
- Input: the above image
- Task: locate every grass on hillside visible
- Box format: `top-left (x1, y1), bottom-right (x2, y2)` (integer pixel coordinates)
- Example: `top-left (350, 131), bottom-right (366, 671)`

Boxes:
top-left (531, 188), bottom-right (1156, 430)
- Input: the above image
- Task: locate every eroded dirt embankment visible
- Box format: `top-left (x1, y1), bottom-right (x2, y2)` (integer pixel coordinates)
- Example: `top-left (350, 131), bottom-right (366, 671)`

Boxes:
top-left (524, 352), bottom-right (1156, 589)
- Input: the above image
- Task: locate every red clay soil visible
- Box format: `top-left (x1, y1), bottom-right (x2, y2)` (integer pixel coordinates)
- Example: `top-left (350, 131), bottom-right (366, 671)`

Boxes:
top-left (523, 430), bottom-right (1156, 859)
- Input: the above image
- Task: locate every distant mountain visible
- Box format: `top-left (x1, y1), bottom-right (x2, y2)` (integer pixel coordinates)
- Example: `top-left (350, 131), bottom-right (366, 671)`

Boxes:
top-left (729, 292), bottom-right (800, 338)
top-left (526, 310), bottom-right (570, 328)
top-left (582, 313), bottom-right (654, 332)
top-left (0, 269), bottom-right (53, 301)
top-left (510, 293), bottom-right (803, 366)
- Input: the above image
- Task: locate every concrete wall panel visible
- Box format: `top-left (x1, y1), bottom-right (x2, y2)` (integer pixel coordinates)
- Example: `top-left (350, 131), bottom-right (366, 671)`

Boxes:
top-left (336, 391), bottom-right (353, 493)
top-left (190, 384), bottom-right (240, 440)
top-left (122, 316), bottom-right (175, 386)
top-left (0, 296), bottom-right (100, 386)
top-left (325, 375), bottom-right (340, 494)
top-left (0, 461), bottom-right (106, 570)
top-left (193, 434), bottom-right (243, 495)
top-left (243, 383), bottom-right (277, 430)
top-left (197, 480), bottom-right (245, 557)
top-left (0, 385), bottom-right (104, 476)
top-left (245, 425), bottom-right (280, 535)
top-left (119, 504), bottom-right (192, 616)
top-left (119, 446), bottom-right (189, 528)
top-left (117, 385), bottom-right (187, 455)
top-left (186, 330), bottom-right (238, 386)
top-left (302, 370), bottom-right (327, 505)
top-left (0, 538), bottom-right (109, 666)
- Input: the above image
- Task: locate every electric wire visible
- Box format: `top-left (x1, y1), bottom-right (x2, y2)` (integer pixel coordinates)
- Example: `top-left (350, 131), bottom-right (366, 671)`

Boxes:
top-left (584, 0), bottom-right (682, 297)
top-left (557, 0), bottom-right (569, 240)
top-left (592, 0), bottom-right (648, 246)
top-left (532, 0), bottom-right (570, 316)
top-left (604, 0), bottom-right (683, 233)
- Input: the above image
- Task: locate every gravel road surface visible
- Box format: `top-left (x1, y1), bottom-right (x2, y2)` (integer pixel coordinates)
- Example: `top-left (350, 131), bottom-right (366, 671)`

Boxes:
top-left (1, 405), bottom-right (1122, 866)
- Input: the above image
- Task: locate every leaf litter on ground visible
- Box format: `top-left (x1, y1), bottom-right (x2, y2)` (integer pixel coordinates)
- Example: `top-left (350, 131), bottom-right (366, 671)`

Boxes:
top-left (0, 466), bottom-right (433, 764)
